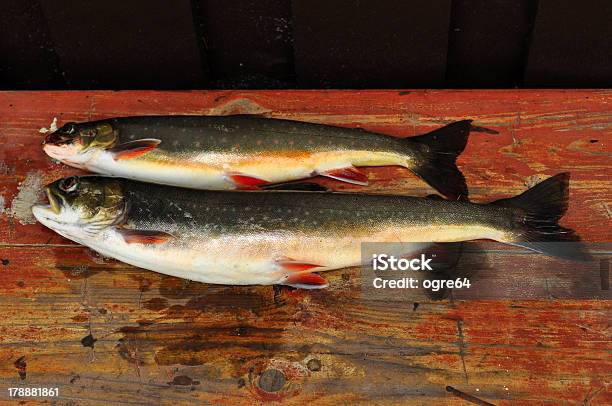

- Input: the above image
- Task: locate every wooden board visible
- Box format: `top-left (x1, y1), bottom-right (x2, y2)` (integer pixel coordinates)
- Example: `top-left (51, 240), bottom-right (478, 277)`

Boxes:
top-left (0, 90), bottom-right (610, 405)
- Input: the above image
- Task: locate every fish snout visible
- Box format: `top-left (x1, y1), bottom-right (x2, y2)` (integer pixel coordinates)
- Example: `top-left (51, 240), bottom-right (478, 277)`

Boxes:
top-left (31, 202), bottom-right (60, 228)
top-left (42, 142), bottom-right (81, 161)
top-left (42, 143), bottom-right (60, 158)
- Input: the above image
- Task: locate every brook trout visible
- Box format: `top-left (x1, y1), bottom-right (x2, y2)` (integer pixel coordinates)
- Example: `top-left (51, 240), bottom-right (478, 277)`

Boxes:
top-left (32, 173), bottom-right (588, 288)
top-left (42, 116), bottom-right (472, 199)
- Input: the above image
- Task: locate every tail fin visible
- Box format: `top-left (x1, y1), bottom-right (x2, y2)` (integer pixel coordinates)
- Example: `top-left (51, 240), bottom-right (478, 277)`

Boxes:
top-left (407, 120), bottom-right (472, 200)
top-left (493, 173), bottom-right (592, 261)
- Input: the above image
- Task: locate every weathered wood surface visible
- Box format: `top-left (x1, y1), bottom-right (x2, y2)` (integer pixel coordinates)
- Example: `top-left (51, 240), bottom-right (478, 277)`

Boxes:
top-left (0, 90), bottom-right (610, 405)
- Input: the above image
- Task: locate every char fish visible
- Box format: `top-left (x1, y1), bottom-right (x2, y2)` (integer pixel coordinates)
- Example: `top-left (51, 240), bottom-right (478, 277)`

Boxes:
top-left (42, 116), bottom-right (472, 199)
top-left (32, 173), bottom-right (589, 288)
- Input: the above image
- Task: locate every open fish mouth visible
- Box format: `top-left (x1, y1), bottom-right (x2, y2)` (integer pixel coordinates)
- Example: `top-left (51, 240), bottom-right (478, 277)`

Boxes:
top-left (45, 187), bottom-right (62, 214)
top-left (31, 187), bottom-right (62, 220)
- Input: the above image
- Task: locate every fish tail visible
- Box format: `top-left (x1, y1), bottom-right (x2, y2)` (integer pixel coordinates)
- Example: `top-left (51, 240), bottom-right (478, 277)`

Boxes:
top-left (494, 172), bottom-right (592, 261)
top-left (407, 120), bottom-right (472, 200)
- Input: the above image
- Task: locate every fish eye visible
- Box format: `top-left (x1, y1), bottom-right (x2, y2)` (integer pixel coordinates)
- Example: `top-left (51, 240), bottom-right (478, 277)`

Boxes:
top-left (59, 177), bottom-right (79, 193)
top-left (62, 122), bottom-right (77, 135)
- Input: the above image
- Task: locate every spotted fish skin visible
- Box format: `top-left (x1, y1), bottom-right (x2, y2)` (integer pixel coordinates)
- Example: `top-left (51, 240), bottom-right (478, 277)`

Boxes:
top-left (43, 115), bottom-right (473, 199)
top-left (112, 115), bottom-right (402, 153)
top-left (31, 174), bottom-right (588, 288)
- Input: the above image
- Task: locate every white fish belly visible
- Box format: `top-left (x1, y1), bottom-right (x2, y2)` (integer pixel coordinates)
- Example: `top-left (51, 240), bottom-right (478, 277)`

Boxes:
top-left (84, 150), bottom-right (409, 189)
top-left (78, 229), bottom-right (367, 285)
top-left (85, 152), bottom-right (230, 189)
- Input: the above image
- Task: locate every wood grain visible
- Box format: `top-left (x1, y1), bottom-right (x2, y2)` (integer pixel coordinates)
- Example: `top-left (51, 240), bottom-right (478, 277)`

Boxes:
top-left (0, 90), bottom-right (610, 405)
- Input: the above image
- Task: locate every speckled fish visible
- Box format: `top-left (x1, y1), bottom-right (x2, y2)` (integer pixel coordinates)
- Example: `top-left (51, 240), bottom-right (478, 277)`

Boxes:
top-left (32, 173), bottom-right (588, 288)
top-left (42, 116), bottom-right (472, 199)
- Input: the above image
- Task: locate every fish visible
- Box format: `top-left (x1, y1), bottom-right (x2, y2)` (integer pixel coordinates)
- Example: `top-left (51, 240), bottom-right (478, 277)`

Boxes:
top-left (42, 115), bottom-right (473, 199)
top-left (31, 173), bottom-right (589, 289)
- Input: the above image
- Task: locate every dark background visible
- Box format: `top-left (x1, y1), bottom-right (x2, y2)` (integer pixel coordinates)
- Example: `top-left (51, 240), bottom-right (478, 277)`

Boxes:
top-left (1, 0), bottom-right (610, 89)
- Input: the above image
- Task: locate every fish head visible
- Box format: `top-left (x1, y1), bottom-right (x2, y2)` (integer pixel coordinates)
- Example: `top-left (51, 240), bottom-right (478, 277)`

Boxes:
top-left (32, 176), bottom-right (126, 239)
top-left (43, 121), bottom-right (117, 166)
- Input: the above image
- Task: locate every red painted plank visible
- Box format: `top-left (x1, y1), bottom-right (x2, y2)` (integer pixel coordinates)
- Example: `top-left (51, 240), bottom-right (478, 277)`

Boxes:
top-left (0, 90), bottom-right (610, 405)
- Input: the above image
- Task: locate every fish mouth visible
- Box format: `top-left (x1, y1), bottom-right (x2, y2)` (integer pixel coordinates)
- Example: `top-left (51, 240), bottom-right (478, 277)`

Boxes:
top-left (43, 187), bottom-right (62, 214)
top-left (31, 191), bottom-right (70, 229)
top-left (43, 131), bottom-right (60, 145)
top-left (31, 187), bottom-right (60, 224)
top-left (42, 131), bottom-right (73, 145)
top-left (42, 143), bottom-right (80, 161)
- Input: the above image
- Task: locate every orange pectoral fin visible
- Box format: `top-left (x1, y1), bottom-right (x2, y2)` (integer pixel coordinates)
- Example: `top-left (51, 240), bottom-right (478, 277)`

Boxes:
top-left (320, 166), bottom-right (368, 185)
top-left (110, 139), bottom-right (161, 160)
top-left (284, 273), bottom-right (328, 289)
top-left (276, 257), bottom-right (328, 289)
top-left (228, 173), bottom-right (270, 189)
top-left (117, 228), bottom-right (173, 245)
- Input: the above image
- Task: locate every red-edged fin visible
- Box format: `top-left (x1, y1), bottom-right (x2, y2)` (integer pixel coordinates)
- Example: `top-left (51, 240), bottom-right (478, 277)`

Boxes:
top-left (110, 139), bottom-right (161, 160)
top-left (320, 166), bottom-right (368, 185)
top-left (284, 273), bottom-right (328, 289)
top-left (228, 173), bottom-right (270, 189)
top-left (117, 228), bottom-right (173, 245)
top-left (276, 257), bottom-right (322, 272)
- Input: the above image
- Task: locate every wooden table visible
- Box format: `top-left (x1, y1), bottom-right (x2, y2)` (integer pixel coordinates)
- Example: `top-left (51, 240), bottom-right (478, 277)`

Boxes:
top-left (0, 90), bottom-right (610, 405)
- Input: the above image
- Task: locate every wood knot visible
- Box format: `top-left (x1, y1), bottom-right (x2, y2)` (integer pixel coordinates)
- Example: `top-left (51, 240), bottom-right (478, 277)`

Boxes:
top-left (306, 358), bottom-right (321, 371)
top-left (258, 368), bottom-right (286, 393)
top-left (241, 358), bottom-right (309, 401)
top-left (81, 333), bottom-right (97, 349)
